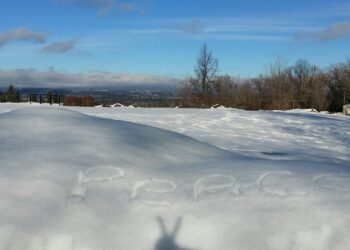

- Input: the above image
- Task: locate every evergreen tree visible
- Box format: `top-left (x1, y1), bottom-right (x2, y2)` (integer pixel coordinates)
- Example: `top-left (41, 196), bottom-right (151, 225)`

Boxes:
top-left (6, 84), bottom-right (17, 102)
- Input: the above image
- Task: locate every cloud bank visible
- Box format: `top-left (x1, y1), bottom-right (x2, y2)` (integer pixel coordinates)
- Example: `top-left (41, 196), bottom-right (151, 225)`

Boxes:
top-left (42, 40), bottom-right (76, 54)
top-left (0, 28), bottom-right (47, 48)
top-left (0, 68), bottom-right (178, 88)
top-left (296, 22), bottom-right (350, 41)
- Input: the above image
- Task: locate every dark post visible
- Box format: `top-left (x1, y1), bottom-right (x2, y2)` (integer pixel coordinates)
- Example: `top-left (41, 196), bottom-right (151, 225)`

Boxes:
top-left (39, 94), bottom-right (42, 104)
top-left (344, 90), bottom-right (346, 106)
top-left (49, 94), bottom-right (52, 105)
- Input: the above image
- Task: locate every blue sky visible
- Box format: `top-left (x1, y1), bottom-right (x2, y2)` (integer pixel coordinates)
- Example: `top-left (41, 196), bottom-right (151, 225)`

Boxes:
top-left (0, 0), bottom-right (350, 87)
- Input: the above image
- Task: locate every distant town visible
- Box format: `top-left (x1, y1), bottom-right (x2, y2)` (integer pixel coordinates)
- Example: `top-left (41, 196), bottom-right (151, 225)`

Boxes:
top-left (0, 86), bottom-right (179, 107)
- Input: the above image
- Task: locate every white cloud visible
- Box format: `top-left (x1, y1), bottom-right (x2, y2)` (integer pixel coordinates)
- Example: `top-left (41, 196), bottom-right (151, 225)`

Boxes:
top-left (101, 17), bottom-right (314, 41)
top-left (58, 0), bottom-right (116, 15)
top-left (0, 28), bottom-right (47, 48)
top-left (0, 68), bottom-right (179, 88)
top-left (42, 40), bottom-right (76, 54)
top-left (296, 22), bottom-right (350, 41)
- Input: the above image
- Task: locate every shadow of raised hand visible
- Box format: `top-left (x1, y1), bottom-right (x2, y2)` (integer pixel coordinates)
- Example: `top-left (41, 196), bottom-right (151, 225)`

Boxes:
top-left (154, 216), bottom-right (189, 250)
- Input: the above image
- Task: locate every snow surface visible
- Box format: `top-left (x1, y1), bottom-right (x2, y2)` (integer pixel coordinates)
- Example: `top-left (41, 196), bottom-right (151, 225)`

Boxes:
top-left (0, 103), bottom-right (350, 250)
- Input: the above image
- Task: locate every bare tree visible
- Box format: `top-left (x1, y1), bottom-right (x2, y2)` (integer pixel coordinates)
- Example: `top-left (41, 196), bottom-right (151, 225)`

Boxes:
top-left (328, 60), bottom-right (350, 111)
top-left (235, 81), bottom-right (258, 110)
top-left (291, 59), bottom-right (312, 101)
top-left (194, 44), bottom-right (219, 103)
top-left (177, 80), bottom-right (194, 107)
top-left (212, 75), bottom-right (237, 106)
top-left (309, 70), bottom-right (330, 111)
top-left (264, 59), bottom-right (293, 109)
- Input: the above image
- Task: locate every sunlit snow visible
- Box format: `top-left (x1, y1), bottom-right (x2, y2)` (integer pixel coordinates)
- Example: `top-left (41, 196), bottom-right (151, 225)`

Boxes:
top-left (0, 103), bottom-right (349, 250)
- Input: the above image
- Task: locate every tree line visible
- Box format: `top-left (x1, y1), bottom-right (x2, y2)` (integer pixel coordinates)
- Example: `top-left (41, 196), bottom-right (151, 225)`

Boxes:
top-left (179, 44), bottom-right (350, 112)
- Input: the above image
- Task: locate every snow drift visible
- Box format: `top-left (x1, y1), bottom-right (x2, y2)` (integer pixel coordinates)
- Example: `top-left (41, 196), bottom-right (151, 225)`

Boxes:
top-left (0, 107), bottom-right (350, 250)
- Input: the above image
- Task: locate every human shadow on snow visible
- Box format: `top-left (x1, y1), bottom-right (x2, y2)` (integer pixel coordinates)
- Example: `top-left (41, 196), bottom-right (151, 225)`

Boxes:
top-left (154, 216), bottom-right (195, 250)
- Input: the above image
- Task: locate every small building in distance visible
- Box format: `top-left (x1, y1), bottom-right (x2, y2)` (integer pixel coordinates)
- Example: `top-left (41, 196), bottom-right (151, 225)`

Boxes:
top-left (343, 104), bottom-right (350, 115)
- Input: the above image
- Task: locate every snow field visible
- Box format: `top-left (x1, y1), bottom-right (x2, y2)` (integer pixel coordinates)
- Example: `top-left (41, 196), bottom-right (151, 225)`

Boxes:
top-left (0, 104), bottom-right (349, 250)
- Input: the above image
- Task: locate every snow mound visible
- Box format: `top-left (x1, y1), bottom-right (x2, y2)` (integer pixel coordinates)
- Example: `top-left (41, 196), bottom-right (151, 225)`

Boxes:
top-left (0, 107), bottom-right (350, 250)
top-left (0, 108), bottom-right (232, 167)
top-left (111, 103), bottom-right (124, 107)
top-left (282, 108), bottom-right (318, 113)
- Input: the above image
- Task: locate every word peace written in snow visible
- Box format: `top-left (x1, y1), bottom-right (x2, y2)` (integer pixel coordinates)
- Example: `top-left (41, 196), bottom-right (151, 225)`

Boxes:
top-left (70, 167), bottom-right (350, 206)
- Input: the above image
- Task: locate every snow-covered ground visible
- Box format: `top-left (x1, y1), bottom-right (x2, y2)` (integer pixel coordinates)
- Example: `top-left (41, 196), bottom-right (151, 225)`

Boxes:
top-left (0, 103), bottom-right (350, 250)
